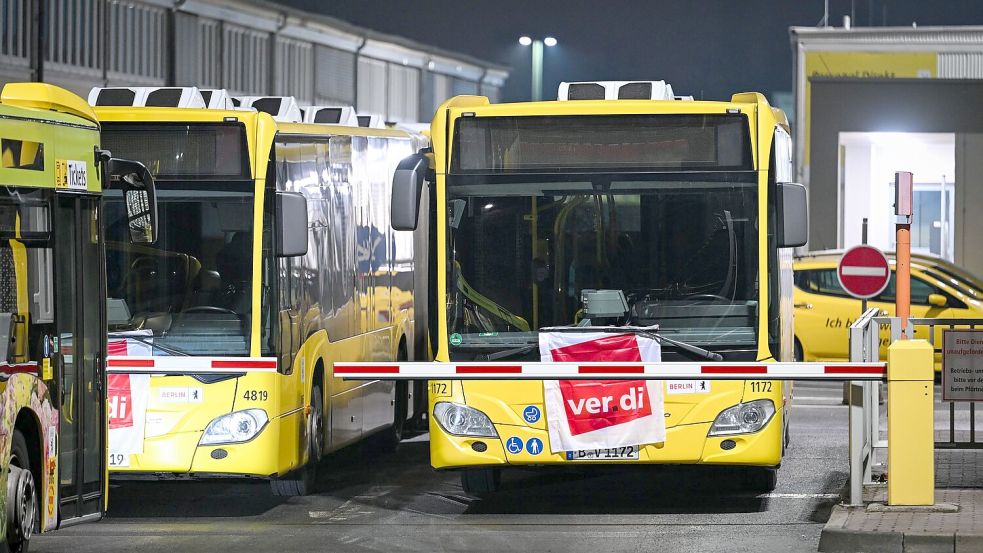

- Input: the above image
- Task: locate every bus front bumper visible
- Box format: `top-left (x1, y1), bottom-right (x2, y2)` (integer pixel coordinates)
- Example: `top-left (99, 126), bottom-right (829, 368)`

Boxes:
top-left (430, 414), bottom-right (784, 470)
top-left (111, 415), bottom-right (286, 479)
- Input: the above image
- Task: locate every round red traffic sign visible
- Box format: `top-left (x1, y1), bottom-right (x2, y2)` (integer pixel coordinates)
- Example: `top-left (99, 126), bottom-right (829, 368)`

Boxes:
top-left (837, 245), bottom-right (891, 299)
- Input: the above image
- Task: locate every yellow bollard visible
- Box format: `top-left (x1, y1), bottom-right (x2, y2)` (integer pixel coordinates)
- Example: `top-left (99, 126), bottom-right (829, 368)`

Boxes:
top-left (887, 339), bottom-right (934, 506)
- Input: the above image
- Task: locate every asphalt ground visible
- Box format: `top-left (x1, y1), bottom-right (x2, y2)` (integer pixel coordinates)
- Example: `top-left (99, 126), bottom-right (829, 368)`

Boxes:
top-left (34, 381), bottom-right (850, 553)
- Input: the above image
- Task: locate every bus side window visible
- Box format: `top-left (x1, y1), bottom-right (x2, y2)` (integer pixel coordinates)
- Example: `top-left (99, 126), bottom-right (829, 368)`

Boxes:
top-left (0, 192), bottom-right (53, 365)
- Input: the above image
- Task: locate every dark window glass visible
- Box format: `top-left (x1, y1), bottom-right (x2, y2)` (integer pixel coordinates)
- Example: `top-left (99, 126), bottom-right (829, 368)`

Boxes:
top-left (252, 98), bottom-right (282, 117)
top-left (200, 90), bottom-right (213, 104)
top-left (446, 175), bottom-right (759, 348)
top-left (618, 82), bottom-right (653, 99)
top-left (102, 123), bottom-right (250, 179)
top-left (357, 115), bottom-right (371, 127)
top-left (799, 269), bottom-right (849, 297)
top-left (95, 89), bottom-right (135, 106)
top-left (1, 139), bottom-right (43, 170)
top-left (567, 83), bottom-right (605, 100)
top-left (876, 274), bottom-right (937, 305)
top-left (105, 183), bottom-right (254, 355)
top-left (145, 88), bottom-right (183, 107)
top-left (453, 114), bottom-right (753, 174)
top-left (313, 108), bottom-right (343, 124)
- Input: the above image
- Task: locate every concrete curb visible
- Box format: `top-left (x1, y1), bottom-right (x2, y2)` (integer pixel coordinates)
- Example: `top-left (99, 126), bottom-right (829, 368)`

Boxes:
top-left (818, 507), bottom-right (903, 553)
top-left (819, 505), bottom-right (983, 552)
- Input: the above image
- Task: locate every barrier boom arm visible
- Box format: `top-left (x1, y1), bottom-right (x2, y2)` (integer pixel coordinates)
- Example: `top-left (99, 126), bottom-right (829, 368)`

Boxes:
top-left (335, 362), bottom-right (887, 381)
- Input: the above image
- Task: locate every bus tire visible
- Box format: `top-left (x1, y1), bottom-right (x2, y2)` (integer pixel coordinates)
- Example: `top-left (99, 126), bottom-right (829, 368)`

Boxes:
top-left (6, 430), bottom-right (36, 553)
top-left (460, 468), bottom-right (500, 497)
top-left (370, 346), bottom-right (409, 453)
top-left (742, 467), bottom-right (778, 493)
top-left (270, 384), bottom-right (324, 497)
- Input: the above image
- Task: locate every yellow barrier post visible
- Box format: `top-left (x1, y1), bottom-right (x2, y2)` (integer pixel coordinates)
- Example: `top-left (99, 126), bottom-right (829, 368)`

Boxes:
top-left (887, 339), bottom-right (934, 505)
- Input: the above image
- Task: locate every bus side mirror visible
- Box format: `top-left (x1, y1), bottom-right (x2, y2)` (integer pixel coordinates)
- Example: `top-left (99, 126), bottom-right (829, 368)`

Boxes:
top-left (777, 182), bottom-right (808, 248)
top-left (276, 191), bottom-right (308, 257)
top-left (108, 158), bottom-right (158, 244)
top-left (928, 293), bottom-right (948, 307)
top-left (391, 153), bottom-right (427, 232)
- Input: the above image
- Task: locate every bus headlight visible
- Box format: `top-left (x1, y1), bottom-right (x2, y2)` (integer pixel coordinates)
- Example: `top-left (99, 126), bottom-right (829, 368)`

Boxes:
top-left (199, 409), bottom-right (269, 445)
top-left (708, 399), bottom-right (776, 436)
top-left (433, 402), bottom-right (498, 438)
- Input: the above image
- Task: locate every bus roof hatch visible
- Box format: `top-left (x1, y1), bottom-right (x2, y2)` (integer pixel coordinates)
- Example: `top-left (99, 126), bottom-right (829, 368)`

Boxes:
top-left (558, 80), bottom-right (678, 101)
top-left (238, 96), bottom-right (302, 122)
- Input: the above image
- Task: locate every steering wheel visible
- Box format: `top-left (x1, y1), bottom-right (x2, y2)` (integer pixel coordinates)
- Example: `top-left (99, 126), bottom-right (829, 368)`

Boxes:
top-left (683, 293), bottom-right (730, 302)
top-left (182, 306), bottom-right (238, 316)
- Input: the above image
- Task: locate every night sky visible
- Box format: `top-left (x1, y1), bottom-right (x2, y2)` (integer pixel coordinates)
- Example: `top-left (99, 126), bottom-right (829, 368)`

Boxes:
top-left (274, 1), bottom-right (983, 103)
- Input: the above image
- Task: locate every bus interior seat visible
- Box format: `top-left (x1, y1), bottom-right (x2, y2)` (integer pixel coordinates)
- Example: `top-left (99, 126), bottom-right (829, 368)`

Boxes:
top-left (189, 269), bottom-right (222, 308)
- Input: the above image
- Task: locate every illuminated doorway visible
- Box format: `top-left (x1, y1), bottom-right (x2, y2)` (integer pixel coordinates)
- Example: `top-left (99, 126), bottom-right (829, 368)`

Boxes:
top-left (838, 132), bottom-right (954, 260)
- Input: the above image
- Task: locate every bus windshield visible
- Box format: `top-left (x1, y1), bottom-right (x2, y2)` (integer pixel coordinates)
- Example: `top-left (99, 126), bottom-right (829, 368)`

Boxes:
top-left (102, 122), bottom-right (255, 356)
top-left (104, 184), bottom-right (254, 356)
top-left (446, 173), bottom-right (759, 356)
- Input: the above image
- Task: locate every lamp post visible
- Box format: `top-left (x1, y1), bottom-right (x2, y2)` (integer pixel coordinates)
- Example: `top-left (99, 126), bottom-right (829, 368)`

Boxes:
top-left (519, 36), bottom-right (557, 101)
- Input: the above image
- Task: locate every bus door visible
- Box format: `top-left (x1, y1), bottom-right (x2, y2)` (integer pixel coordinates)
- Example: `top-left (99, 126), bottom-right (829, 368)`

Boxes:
top-left (55, 193), bottom-right (106, 523)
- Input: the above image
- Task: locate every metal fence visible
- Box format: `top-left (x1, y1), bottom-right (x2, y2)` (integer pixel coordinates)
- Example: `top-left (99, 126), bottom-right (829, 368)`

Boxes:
top-left (848, 308), bottom-right (883, 505)
top-left (896, 317), bottom-right (983, 450)
top-left (848, 310), bottom-right (983, 504)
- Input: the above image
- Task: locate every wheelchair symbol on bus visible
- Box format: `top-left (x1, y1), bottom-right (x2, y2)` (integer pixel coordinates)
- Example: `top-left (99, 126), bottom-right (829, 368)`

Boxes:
top-left (506, 436), bottom-right (523, 455)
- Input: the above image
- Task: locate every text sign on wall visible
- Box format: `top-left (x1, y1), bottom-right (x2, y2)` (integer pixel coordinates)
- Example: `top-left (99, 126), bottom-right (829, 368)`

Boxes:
top-left (943, 329), bottom-right (983, 401)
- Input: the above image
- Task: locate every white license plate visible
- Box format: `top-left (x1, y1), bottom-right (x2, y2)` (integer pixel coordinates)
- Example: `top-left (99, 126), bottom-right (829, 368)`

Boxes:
top-left (565, 445), bottom-right (639, 461)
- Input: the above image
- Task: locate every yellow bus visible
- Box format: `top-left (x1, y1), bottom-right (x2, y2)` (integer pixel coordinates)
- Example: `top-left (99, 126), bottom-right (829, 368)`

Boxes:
top-left (0, 83), bottom-right (155, 551)
top-left (90, 88), bottom-right (426, 495)
top-left (389, 81), bottom-right (808, 494)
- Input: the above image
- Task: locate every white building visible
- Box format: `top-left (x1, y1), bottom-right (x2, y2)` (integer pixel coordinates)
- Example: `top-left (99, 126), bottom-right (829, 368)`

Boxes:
top-left (791, 25), bottom-right (983, 275)
top-left (0, 0), bottom-right (509, 124)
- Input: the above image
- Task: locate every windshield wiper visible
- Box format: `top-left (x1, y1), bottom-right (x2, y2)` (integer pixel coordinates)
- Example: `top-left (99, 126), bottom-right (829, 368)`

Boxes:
top-left (635, 329), bottom-right (724, 362)
top-left (120, 334), bottom-right (191, 357)
top-left (483, 344), bottom-right (538, 361)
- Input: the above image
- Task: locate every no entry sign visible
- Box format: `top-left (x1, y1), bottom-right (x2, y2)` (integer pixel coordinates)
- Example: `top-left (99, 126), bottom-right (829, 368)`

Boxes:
top-left (837, 245), bottom-right (891, 299)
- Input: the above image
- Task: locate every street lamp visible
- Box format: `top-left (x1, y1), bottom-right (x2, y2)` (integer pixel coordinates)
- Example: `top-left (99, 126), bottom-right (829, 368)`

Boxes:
top-left (519, 36), bottom-right (557, 101)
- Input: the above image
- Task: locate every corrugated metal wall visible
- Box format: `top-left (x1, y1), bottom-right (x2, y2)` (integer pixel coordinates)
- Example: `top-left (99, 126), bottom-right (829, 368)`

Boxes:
top-left (314, 45), bottom-right (355, 105)
top-left (387, 63), bottom-right (420, 123)
top-left (939, 52), bottom-right (983, 79)
top-left (356, 56), bottom-right (387, 115)
top-left (0, 0), bottom-right (503, 123)
top-left (274, 36), bottom-right (313, 103)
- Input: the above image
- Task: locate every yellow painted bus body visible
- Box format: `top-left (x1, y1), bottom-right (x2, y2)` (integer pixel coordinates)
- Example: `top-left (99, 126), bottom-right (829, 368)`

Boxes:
top-left (424, 93), bottom-right (793, 475)
top-left (95, 106), bottom-right (422, 486)
top-left (0, 83), bottom-right (114, 542)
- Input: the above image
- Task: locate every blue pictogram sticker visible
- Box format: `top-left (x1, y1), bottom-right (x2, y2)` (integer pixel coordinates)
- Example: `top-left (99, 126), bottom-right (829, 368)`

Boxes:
top-left (523, 405), bottom-right (541, 424)
top-left (505, 436), bottom-right (523, 455)
top-left (526, 437), bottom-right (544, 455)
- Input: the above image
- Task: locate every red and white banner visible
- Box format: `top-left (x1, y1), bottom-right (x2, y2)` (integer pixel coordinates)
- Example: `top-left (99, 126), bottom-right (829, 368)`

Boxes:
top-left (108, 373), bottom-right (151, 457)
top-left (540, 332), bottom-right (666, 453)
top-left (108, 330), bottom-right (154, 357)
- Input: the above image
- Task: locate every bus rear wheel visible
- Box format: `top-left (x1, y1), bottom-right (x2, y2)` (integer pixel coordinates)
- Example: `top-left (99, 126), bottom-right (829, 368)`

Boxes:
top-left (6, 430), bottom-right (36, 553)
top-left (460, 468), bottom-right (500, 497)
top-left (270, 384), bottom-right (324, 497)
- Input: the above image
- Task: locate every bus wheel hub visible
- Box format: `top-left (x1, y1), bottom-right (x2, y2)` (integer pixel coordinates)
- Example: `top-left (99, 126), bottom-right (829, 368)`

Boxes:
top-left (6, 464), bottom-right (35, 542)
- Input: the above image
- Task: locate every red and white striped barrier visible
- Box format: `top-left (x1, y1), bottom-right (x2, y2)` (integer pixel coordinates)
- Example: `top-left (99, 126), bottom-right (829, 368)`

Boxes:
top-left (333, 361), bottom-right (888, 381)
top-left (107, 356), bottom-right (278, 374)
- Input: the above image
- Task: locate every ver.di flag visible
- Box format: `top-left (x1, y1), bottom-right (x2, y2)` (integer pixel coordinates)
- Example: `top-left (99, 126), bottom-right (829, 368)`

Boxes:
top-left (540, 332), bottom-right (665, 453)
top-left (107, 331), bottom-right (153, 458)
